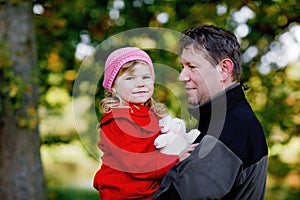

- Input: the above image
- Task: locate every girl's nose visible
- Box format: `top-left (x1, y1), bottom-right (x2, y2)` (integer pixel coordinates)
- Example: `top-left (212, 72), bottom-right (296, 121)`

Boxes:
top-left (136, 78), bottom-right (145, 87)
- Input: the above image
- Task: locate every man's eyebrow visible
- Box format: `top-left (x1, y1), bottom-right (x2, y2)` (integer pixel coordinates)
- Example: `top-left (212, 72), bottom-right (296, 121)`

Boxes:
top-left (180, 59), bottom-right (190, 66)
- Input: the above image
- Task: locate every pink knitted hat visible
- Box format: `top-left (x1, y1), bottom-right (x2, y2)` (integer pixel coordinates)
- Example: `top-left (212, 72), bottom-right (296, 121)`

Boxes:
top-left (102, 47), bottom-right (155, 89)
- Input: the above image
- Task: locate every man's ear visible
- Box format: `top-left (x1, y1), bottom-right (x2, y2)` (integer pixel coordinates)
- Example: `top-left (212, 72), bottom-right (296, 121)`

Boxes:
top-left (218, 58), bottom-right (234, 82)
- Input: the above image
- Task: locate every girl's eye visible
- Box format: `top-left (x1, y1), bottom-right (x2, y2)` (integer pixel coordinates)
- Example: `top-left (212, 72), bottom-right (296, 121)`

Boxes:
top-left (143, 76), bottom-right (151, 79)
top-left (125, 76), bottom-right (134, 80)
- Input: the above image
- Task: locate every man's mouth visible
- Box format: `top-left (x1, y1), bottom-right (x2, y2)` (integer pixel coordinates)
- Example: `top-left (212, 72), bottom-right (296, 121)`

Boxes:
top-left (185, 87), bottom-right (196, 91)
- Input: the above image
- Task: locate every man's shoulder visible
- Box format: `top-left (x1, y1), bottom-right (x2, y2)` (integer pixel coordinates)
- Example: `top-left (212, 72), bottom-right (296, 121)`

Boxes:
top-left (220, 107), bottom-right (268, 168)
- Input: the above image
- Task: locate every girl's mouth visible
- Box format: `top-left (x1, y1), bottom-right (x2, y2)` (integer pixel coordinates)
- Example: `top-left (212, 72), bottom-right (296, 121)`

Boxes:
top-left (133, 91), bottom-right (148, 94)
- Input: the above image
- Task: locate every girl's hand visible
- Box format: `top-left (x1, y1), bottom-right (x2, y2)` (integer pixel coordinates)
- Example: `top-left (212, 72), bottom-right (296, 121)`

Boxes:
top-left (178, 143), bottom-right (199, 162)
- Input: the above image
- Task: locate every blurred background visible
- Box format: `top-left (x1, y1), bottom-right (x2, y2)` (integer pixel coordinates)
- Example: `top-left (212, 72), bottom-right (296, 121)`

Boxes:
top-left (0, 0), bottom-right (300, 199)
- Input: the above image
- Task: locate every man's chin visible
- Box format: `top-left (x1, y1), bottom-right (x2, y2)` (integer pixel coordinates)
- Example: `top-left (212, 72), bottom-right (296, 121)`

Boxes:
top-left (187, 98), bottom-right (199, 105)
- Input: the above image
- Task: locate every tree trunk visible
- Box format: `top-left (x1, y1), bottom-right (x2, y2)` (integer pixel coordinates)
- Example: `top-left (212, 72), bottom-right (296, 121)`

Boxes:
top-left (0, 1), bottom-right (46, 200)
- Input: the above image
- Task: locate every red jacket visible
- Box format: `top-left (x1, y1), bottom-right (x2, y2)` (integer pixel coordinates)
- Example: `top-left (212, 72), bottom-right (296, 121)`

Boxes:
top-left (93, 104), bottom-right (179, 200)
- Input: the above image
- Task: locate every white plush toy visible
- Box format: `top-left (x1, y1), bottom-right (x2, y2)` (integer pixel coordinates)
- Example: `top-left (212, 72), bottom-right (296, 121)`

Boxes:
top-left (154, 115), bottom-right (201, 155)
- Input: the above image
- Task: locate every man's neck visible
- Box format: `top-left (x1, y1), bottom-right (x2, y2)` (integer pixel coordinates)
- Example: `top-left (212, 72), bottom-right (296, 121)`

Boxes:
top-left (223, 80), bottom-right (238, 90)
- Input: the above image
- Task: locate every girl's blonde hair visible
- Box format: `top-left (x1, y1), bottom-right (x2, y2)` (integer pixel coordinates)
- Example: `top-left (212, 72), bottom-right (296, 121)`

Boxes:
top-left (100, 60), bottom-right (169, 118)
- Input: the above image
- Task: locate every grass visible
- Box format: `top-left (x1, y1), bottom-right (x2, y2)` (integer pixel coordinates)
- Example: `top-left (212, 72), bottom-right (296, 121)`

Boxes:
top-left (46, 187), bottom-right (99, 200)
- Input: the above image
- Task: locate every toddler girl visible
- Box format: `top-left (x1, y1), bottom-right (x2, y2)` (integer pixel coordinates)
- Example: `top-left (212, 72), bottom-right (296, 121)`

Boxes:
top-left (93, 47), bottom-right (194, 199)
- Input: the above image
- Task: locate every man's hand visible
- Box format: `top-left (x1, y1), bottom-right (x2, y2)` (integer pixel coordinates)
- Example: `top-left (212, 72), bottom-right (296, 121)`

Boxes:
top-left (179, 143), bottom-right (199, 162)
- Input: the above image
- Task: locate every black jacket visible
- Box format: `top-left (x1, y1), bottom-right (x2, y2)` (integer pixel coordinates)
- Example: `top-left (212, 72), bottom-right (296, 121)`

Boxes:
top-left (153, 83), bottom-right (268, 200)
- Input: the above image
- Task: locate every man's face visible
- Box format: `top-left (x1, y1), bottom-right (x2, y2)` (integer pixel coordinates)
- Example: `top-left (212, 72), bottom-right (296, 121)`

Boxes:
top-left (179, 45), bottom-right (224, 105)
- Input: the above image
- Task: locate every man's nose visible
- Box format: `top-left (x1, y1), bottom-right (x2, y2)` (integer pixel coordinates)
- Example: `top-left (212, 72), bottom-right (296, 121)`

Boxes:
top-left (179, 68), bottom-right (190, 82)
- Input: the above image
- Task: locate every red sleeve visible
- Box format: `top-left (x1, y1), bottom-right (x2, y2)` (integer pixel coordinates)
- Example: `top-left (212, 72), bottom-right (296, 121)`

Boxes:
top-left (98, 117), bottom-right (178, 180)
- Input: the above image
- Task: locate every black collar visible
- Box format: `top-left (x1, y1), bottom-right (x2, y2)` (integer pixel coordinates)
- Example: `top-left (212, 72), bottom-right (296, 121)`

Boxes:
top-left (188, 82), bottom-right (246, 122)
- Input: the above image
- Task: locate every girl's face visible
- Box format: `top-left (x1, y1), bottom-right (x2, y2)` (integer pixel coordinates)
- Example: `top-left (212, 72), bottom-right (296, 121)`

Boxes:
top-left (113, 63), bottom-right (154, 105)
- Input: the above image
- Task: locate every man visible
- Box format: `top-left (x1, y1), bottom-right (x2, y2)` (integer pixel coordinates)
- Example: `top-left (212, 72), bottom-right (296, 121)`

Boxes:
top-left (153, 25), bottom-right (268, 200)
